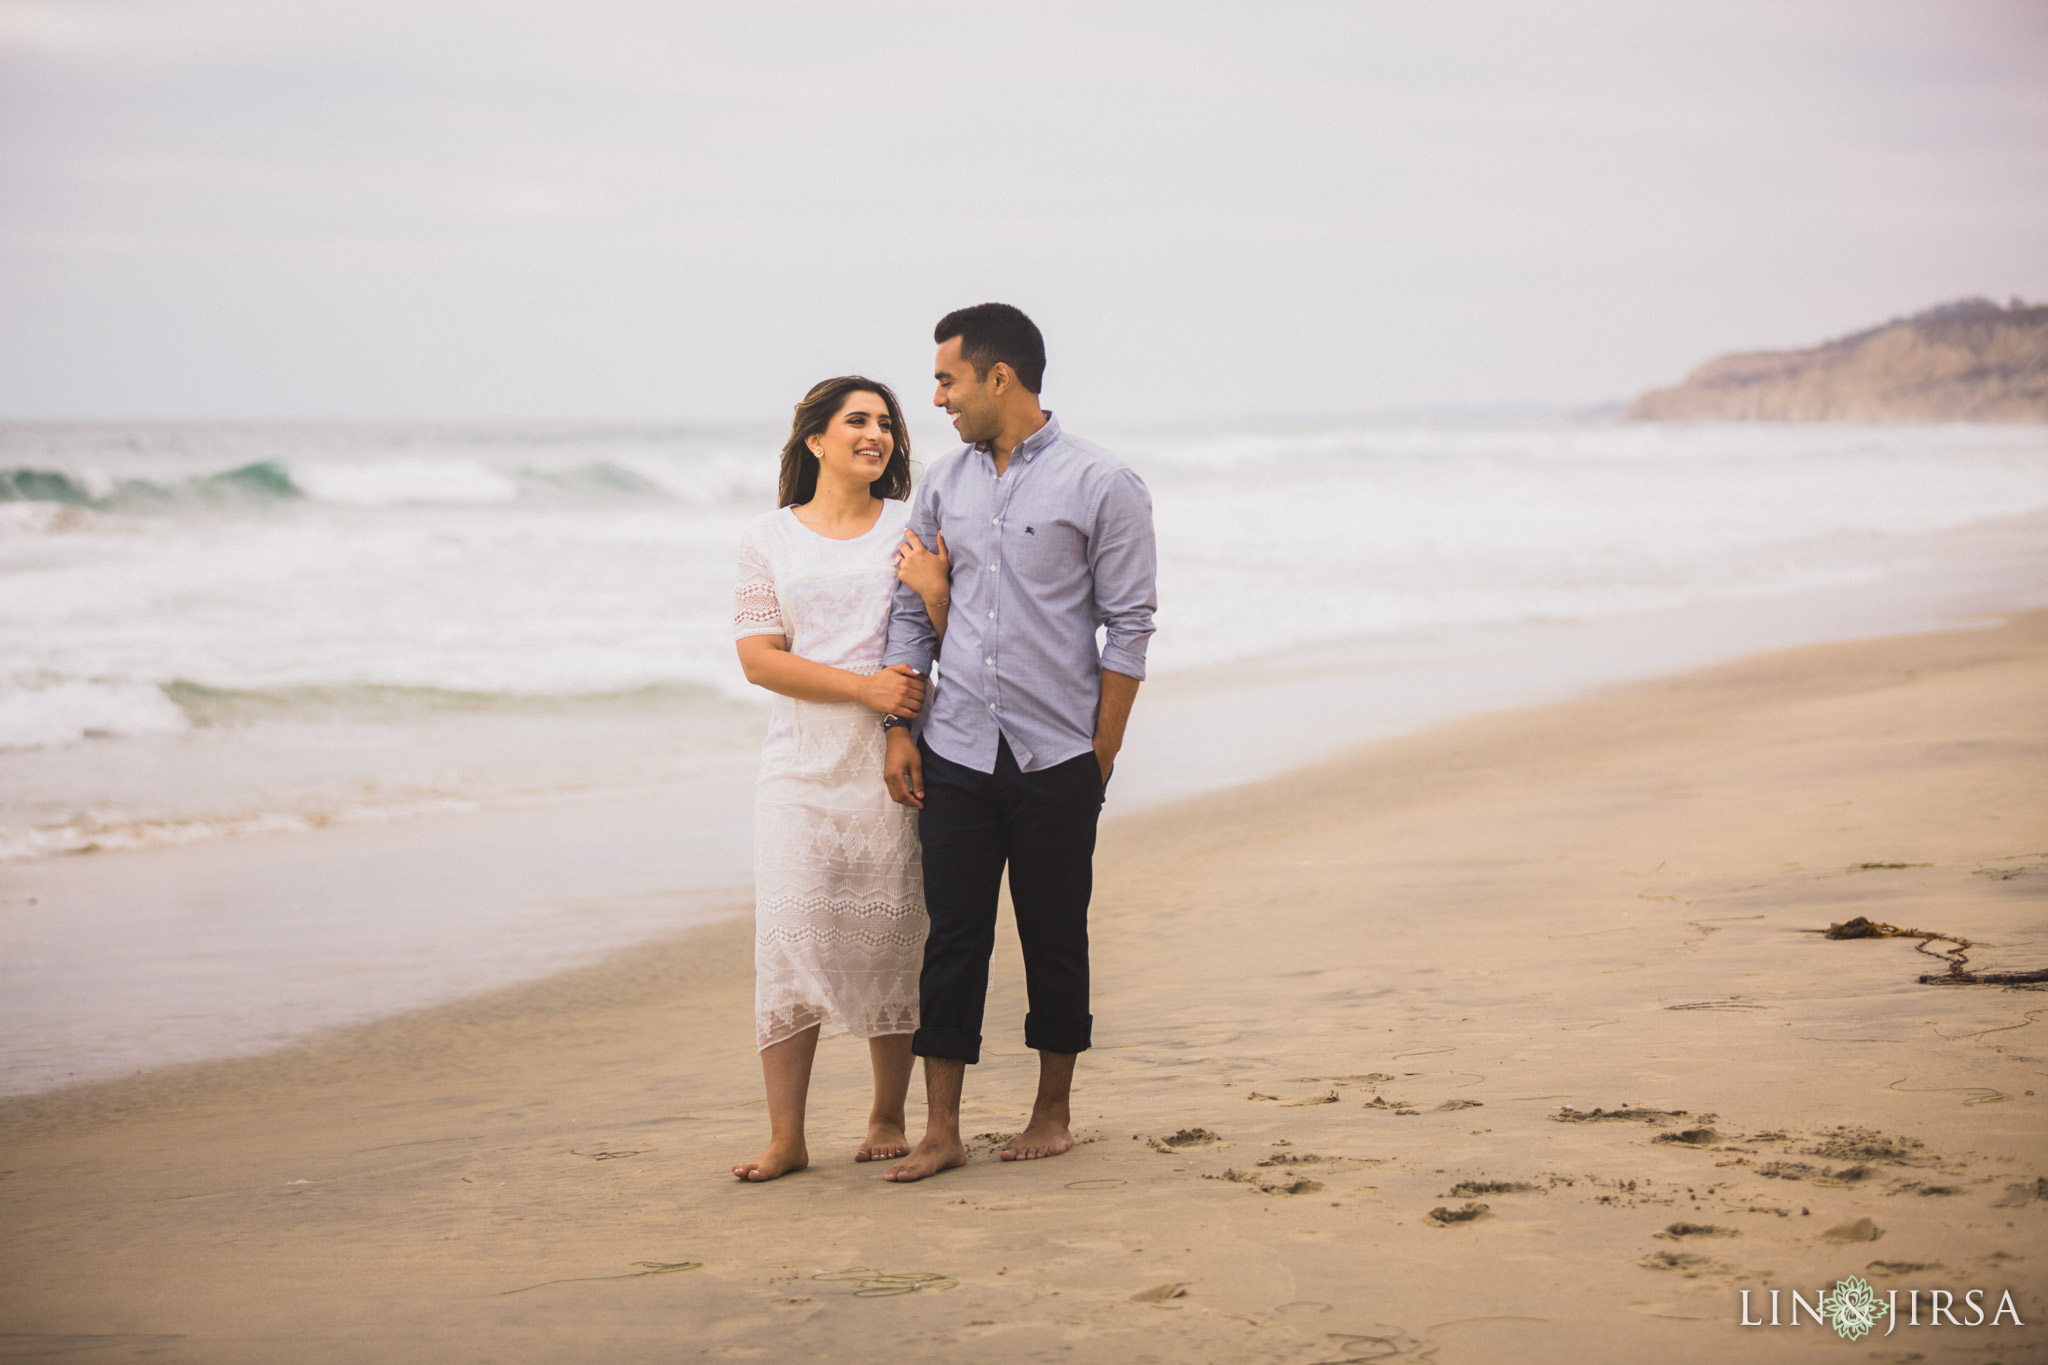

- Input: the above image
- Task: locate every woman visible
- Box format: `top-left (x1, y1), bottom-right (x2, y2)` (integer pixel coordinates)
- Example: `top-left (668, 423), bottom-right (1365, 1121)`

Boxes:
top-left (730, 375), bottom-right (950, 1181)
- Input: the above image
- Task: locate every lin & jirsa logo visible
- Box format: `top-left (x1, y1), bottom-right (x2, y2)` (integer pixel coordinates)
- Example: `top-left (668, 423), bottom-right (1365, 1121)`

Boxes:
top-left (1740, 1276), bottom-right (2025, 1340)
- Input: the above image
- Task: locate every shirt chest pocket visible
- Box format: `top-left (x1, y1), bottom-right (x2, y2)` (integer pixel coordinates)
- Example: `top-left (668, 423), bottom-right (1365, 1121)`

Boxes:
top-left (1002, 514), bottom-right (1085, 586)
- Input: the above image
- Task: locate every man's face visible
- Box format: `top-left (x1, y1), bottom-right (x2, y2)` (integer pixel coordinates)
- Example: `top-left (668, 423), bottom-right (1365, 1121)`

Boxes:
top-left (933, 336), bottom-right (1000, 445)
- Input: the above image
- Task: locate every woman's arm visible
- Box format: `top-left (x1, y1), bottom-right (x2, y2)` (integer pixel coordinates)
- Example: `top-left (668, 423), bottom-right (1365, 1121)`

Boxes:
top-left (894, 529), bottom-right (950, 648)
top-left (736, 636), bottom-right (925, 717)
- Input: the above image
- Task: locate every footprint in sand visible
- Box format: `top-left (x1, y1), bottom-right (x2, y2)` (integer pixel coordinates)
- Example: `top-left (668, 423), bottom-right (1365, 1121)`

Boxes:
top-left (1820, 1216), bottom-right (1884, 1243)
top-left (1443, 1180), bottom-right (1541, 1198)
top-left (1756, 1161), bottom-right (1821, 1180)
top-left (1263, 1152), bottom-right (1379, 1179)
top-left (1146, 1128), bottom-right (1222, 1152)
top-left (1641, 1250), bottom-right (1713, 1275)
top-left (1820, 1165), bottom-right (1877, 1184)
top-left (1550, 1105), bottom-right (1705, 1125)
top-left (1208, 1168), bottom-right (1326, 1195)
top-left (1865, 1259), bottom-right (1944, 1277)
top-left (1425, 1202), bottom-right (1493, 1226)
top-left (1802, 1126), bottom-right (1926, 1163)
top-left (1655, 1222), bottom-right (1739, 1240)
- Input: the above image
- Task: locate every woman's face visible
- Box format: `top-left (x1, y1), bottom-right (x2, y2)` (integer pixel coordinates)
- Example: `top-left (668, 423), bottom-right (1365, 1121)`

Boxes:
top-left (808, 391), bottom-right (895, 486)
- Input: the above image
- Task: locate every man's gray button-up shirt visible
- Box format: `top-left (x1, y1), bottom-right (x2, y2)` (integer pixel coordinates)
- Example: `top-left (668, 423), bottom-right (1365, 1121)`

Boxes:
top-left (883, 414), bottom-right (1157, 775)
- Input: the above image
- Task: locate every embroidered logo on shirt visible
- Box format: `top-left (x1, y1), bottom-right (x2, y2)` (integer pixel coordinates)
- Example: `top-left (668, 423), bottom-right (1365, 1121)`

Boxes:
top-left (1025, 526), bottom-right (1035, 534)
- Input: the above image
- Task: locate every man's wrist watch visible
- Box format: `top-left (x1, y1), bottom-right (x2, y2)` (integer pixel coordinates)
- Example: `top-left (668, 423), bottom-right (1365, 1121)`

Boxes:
top-left (881, 715), bottom-right (909, 732)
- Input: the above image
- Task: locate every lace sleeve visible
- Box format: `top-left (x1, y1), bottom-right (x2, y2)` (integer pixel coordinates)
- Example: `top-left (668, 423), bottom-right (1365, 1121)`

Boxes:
top-left (733, 523), bottom-right (786, 640)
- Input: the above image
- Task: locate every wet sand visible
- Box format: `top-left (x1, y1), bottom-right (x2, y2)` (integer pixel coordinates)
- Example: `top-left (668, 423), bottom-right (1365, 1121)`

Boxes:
top-left (2, 614), bottom-right (2045, 1363)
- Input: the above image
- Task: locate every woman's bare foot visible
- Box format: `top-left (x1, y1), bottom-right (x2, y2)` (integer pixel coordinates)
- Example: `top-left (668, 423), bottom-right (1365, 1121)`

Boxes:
top-left (999, 1118), bottom-right (1074, 1161)
top-left (854, 1121), bottom-right (910, 1163)
top-left (731, 1139), bottom-right (808, 1182)
top-left (883, 1133), bottom-right (968, 1182)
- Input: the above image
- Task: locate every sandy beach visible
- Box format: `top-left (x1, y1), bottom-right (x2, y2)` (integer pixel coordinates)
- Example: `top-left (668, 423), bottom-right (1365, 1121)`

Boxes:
top-left (3, 613), bottom-right (2044, 1363)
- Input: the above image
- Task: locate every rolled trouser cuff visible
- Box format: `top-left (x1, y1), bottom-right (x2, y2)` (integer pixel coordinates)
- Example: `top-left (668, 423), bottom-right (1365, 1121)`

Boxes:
top-left (912, 1025), bottom-right (982, 1065)
top-left (1023, 1012), bottom-right (1093, 1055)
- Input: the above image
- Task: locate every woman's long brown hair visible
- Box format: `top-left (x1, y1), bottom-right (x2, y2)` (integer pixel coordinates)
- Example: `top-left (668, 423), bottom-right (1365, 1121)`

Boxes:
top-left (777, 376), bottom-right (913, 507)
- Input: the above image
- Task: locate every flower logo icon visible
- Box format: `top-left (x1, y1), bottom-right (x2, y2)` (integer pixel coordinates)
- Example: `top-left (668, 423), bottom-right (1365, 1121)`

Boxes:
top-left (1818, 1275), bottom-right (1890, 1341)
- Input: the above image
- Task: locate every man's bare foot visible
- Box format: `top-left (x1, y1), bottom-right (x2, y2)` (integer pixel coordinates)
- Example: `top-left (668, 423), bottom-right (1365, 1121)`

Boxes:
top-left (1000, 1119), bottom-right (1074, 1161)
top-left (731, 1139), bottom-right (808, 1182)
top-left (883, 1134), bottom-right (967, 1182)
top-left (854, 1122), bottom-right (910, 1163)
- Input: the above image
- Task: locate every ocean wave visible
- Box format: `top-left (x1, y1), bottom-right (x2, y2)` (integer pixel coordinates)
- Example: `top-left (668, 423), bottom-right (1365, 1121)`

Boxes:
top-left (0, 796), bottom-right (485, 862)
top-left (0, 467), bottom-right (98, 504)
top-left (0, 456), bottom-right (713, 512)
top-left (0, 678), bottom-right (191, 751)
top-left (0, 676), bottom-right (736, 752)
top-left (0, 461), bottom-right (303, 510)
top-left (513, 460), bottom-right (670, 499)
top-left (160, 679), bottom-right (727, 725)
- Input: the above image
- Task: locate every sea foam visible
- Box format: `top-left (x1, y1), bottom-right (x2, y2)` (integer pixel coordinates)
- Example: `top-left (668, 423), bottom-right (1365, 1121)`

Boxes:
top-left (291, 458), bottom-right (521, 506)
top-left (0, 678), bottom-right (190, 751)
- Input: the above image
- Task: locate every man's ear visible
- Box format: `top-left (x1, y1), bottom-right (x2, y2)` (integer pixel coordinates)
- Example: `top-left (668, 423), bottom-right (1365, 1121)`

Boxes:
top-left (988, 362), bottom-right (1014, 396)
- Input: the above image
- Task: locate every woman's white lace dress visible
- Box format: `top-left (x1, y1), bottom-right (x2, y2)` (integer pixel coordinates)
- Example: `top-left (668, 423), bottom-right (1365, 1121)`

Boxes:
top-left (733, 501), bottom-right (926, 1051)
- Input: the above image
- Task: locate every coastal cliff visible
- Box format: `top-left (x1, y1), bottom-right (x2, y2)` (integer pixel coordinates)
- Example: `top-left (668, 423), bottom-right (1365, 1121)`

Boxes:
top-left (1627, 298), bottom-right (2048, 421)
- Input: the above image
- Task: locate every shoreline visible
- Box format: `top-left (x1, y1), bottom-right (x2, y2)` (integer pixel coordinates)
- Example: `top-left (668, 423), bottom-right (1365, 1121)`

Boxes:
top-left (2, 612), bottom-right (2044, 1362)
top-left (9, 503), bottom-right (2048, 1096)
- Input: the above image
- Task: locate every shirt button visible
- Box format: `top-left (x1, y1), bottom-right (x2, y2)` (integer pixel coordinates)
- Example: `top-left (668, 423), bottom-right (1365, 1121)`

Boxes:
top-left (988, 702), bottom-right (996, 710)
top-left (992, 516), bottom-right (1001, 525)
top-left (986, 610), bottom-right (995, 619)
top-left (985, 657), bottom-right (994, 665)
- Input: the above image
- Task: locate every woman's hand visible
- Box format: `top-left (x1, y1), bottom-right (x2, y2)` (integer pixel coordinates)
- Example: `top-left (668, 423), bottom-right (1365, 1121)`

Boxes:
top-left (896, 529), bottom-right (950, 645)
top-left (859, 664), bottom-right (926, 718)
top-left (894, 529), bottom-right (949, 608)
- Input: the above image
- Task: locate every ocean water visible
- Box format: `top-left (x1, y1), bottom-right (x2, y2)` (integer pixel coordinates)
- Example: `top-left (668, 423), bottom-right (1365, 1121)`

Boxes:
top-left (5, 419), bottom-right (2048, 860)
top-left (5, 419), bottom-right (2048, 1094)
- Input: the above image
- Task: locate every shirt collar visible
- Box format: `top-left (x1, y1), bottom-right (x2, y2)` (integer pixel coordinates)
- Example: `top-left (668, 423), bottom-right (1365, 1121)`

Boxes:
top-left (976, 411), bottom-right (1061, 464)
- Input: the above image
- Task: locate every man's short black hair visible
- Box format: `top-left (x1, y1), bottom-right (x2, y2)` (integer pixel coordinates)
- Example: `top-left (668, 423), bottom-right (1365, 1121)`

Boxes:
top-left (934, 303), bottom-right (1046, 394)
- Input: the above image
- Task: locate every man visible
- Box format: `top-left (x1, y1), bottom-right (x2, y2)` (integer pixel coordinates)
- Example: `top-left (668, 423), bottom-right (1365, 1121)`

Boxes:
top-left (879, 303), bottom-right (1156, 1182)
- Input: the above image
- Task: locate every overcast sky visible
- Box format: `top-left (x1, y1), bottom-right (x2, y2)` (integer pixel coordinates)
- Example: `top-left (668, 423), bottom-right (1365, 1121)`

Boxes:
top-left (2, 0), bottom-right (2045, 424)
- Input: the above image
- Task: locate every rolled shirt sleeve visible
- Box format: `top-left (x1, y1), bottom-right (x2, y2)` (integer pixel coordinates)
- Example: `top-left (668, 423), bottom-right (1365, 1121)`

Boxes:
top-left (1089, 467), bottom-right (1157, 681)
